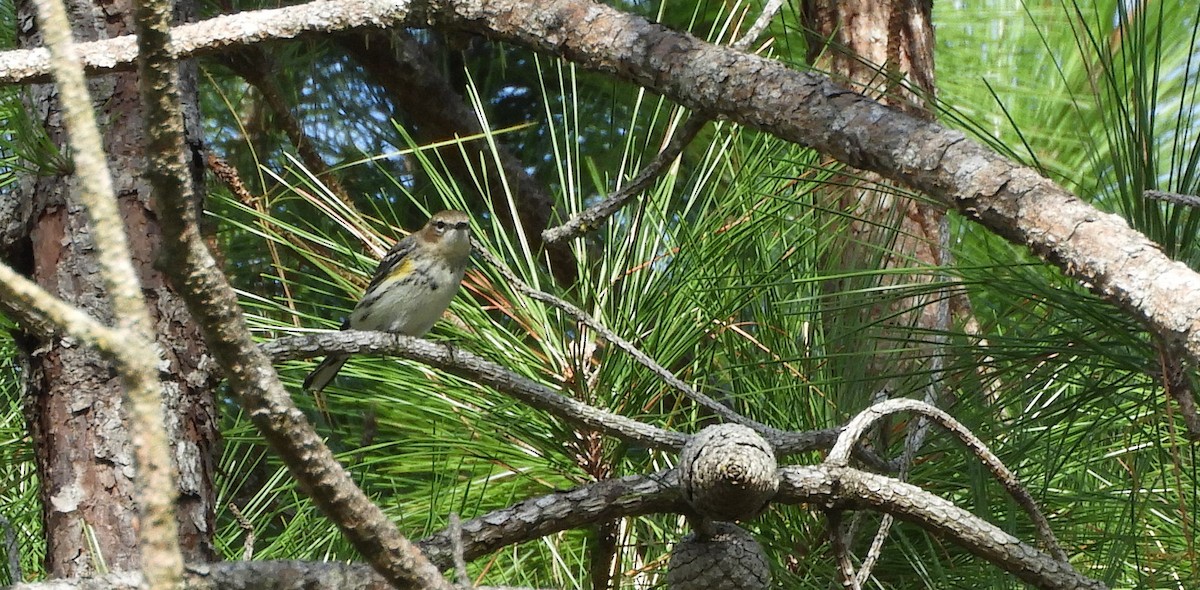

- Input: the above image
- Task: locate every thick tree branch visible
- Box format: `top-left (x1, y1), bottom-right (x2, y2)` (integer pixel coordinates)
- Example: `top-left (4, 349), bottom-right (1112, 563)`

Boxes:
top-left (32, 0), bottom-right (184, 581)
top-left (11, 463), bottom-right (1104, 590)
top-left (429, 0), bottom-right (1200, 368)
top-left (3, 0), bottom-right (1196, 370)
top-left (417, 470), bottom-right (683, 566)
top-left (0, 0), bottom-right (419, 85)
top-left (128, 0), bottom-right (451, 584)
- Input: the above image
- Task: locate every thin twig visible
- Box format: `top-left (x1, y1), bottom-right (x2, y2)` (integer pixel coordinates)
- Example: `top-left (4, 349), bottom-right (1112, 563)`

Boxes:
top-left (853, 513), bottom-right (892, 587)
top-left (449, 514), bottom-right (470, 588)
top-left (227, 503), bottom-right (256, 561)
top-left (825, 510), bottom-right (861, 590)
top-left (1145, 189), bottom-right (1200, 208)
top-left (827, 398), bottom-right (1070, 563)
top-left (0, 263), bottom-right (125, 350)
top-left (541, 114), bottom-right (707, 243)
top-left (262, 332), bottom-right (900, 472)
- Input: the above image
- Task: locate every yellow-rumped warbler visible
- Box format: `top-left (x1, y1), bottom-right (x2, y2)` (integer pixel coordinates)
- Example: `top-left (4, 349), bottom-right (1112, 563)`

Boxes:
top-left (304, 210), bottom-right (472, 392)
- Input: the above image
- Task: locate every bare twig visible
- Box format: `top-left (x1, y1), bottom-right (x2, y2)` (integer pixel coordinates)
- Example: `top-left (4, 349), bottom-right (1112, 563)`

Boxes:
top-left (541, 114), bottom-right (707, 244)
top-left (449, 514), bottom-right (471, 588)
top-left (855, 390), bottom-right (938, 584)
top-left (824, 510), bottom-right (861, 590)
top-left (5, 464), bottom-right (1106, 590)
top-left (853, 513), bottom-right (892, 587)
top-left (736, 0), bottom-right (785, 49)
top-left (416, 470), bottom-right (683, 568)
top-left (227, 503), bottom-right (255, 561)
top-left (1144, 189), bottom-right (1200, 208)
top-left (0, 262), bottom-right (125, 349)
top-left (827, 399), bottom-right (1070, 563)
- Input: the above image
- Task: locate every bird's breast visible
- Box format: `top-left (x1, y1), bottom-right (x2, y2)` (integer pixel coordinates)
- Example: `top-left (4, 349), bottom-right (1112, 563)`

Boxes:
top-left (348, 260), bottom-right (465, 335)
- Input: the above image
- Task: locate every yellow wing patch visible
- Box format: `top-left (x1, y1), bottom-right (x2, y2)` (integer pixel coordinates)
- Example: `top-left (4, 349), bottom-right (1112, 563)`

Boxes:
top-left (379, 258), bottom-right (415, 287)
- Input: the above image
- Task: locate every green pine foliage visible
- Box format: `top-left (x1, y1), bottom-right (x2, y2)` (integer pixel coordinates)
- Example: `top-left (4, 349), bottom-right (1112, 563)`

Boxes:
top-left (0, 0), bottom-right (1196, 587)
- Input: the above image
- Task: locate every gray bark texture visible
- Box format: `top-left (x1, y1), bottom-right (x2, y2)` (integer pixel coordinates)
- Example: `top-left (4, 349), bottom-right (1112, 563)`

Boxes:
top-left (0, 0), bottom-right (1165, 588)
top-left (9, 0), bottom-right (216, 577)
top-left (2, 0), bottom-right (1193, 367)
top-left (678, 424), bottom-right (778, 522)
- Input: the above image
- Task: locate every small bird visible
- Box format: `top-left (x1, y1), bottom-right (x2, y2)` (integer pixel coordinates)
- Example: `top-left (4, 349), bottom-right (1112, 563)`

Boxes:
top-left (304, 210), bottom-right (472, 393)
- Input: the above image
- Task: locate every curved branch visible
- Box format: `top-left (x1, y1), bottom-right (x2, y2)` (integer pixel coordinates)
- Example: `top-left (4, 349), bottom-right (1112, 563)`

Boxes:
top-left (777, 466), bottom-right (1105, 590)
top-left (828, 399), bottom-right (1068, 564)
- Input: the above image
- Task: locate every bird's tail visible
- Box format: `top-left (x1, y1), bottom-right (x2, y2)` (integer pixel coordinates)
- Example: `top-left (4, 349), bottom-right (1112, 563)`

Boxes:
top-left (304, 354), bottom-right (349, 393)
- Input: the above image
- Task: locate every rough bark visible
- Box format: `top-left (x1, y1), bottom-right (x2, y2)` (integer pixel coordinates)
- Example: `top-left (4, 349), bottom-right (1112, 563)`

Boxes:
top-left (801, 0), bottom-right (947, 394)
top-left (8, 462), bottom-right (1105, 590)
top-left (10, 0), bottom-right (216, 576)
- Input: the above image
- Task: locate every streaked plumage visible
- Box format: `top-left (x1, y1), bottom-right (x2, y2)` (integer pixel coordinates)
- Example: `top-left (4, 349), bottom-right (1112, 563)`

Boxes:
top-left (304, 210), bottom-right (472, 392)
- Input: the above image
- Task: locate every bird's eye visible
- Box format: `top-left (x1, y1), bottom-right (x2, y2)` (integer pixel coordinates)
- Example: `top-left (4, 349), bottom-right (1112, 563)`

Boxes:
top-left (435, 221), bottom-right (447, 231)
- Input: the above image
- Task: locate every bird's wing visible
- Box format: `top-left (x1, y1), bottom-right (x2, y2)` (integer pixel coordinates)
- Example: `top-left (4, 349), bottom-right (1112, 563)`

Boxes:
top-left (361, 234), bottom-right (419, 295)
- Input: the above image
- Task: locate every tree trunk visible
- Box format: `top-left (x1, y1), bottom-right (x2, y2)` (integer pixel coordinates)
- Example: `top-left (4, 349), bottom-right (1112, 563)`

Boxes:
top-left (9, 0), bottom-right (217, 577)
top-left (801, 0), bottom-right (947, 400)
